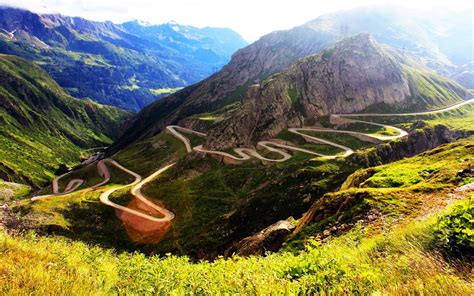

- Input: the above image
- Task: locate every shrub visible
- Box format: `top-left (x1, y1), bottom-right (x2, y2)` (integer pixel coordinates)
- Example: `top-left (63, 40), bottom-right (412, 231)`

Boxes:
top-left (434, 199), bottom-right (474, 256)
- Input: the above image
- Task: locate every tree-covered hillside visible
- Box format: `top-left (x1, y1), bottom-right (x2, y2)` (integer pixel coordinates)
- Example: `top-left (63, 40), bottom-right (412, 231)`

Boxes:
top-left (0, 54), bottom-right (130, 187)
top-left (0, 7), bottom-right (248, 111)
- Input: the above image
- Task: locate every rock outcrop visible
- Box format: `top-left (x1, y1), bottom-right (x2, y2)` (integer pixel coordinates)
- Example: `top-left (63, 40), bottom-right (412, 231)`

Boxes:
top-left (203, 33), bottom-right (471, 149)
top-left (349, 124), bottom-right (472, 168)
top-left (225, 219), bottom-right (296, 257)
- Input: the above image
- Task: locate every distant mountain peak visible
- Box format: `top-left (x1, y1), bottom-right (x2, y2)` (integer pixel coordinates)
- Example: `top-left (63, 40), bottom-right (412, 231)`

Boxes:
top-left (130, 19), bottom-right (152, 26)
top-left (166, 20), bottom-right (179, 26)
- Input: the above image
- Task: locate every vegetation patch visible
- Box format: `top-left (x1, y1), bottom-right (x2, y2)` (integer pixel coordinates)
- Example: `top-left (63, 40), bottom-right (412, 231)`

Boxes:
top-left (150, 87), bottom-right (183, 96)
top-left (287, 86), bottom-right (300, 103)
top-left (287, 139), bottom-right (473, 246)
top-left (0, 180), bottom-right (31, 201)
top-left (434, 198), bottom-right (473, 257)
top-left (0, 54), bottom-right (130, 187)
top-left (1, 199), bottom-right (472, 294)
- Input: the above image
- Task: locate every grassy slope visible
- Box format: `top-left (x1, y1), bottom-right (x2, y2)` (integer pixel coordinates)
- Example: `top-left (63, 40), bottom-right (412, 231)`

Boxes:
top-left (15, 126), bottom-right (363, 255)
top-left (405, 67), bottom-right (470, 110)
top-left (0, 54), bottom-right (130, 187)
top-left (0, 181), bottom-right (30, 202)
top-left (350, 103), bottom-right (474, 132)
top-left (287, 139), bottom-right (474, 250)
top-left (1, 140), bottom-right (472, 293)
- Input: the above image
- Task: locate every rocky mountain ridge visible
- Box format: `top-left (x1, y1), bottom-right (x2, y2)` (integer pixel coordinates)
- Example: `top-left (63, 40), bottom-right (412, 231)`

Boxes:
top-left (204, 34), bottom-right (470, 148)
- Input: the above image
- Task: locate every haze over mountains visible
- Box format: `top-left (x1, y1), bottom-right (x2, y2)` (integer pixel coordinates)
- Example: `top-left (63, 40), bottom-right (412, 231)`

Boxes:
top-left (0, 6), bottom-right (247, 111)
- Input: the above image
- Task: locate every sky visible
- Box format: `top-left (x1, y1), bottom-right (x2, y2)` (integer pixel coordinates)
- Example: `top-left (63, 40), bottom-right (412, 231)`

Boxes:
top-left (1, 0), bottom-right (472, 42)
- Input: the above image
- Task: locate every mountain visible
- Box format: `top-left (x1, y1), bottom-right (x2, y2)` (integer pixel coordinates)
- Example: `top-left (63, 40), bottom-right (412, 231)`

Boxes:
top-left (111, 6), bottom-right (473, 150)
top-left (204, 34), bottom-right (471, 148)
top-left (0, 7), bottom-right (248, 111)
top-left (26, 33), bottom-right (471, 259)
top-left (0, 54), bottom-right (130, 187)
top-left (450, 62), bottom-right (474, 89)
top-left (121, 20), bottom-right (247, 64)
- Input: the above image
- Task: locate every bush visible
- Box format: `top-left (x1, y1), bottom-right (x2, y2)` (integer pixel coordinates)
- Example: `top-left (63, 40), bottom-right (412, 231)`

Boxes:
top-left (434, 199), bottom-right (474, 256)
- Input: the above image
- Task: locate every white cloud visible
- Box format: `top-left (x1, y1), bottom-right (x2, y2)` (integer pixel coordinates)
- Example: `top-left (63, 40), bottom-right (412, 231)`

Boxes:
top-left (1, 0), bottom-right (472, 41)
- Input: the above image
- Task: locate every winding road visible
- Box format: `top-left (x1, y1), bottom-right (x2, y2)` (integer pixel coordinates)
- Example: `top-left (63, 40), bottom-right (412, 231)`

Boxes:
top-left (31, 99), bottom-right (473, 222)
top-left (32, 159), bottom-right (176, 223)
top-left (167, 99), bottom-right (473, 162)
top-left (99, 161), bottom-right (175, 222)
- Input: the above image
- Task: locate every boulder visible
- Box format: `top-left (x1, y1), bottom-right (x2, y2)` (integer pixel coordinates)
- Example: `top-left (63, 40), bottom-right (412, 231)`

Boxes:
top-left (225, 219), bottom-right (295, 257)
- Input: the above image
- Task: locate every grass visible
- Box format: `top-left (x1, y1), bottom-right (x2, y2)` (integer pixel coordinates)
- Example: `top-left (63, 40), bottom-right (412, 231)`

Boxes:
top-left (287, 86), bottom-right (300, 103)
top-left (17, 136), bottom-right (358, 256)
top-left (337, 121), bottom-right (400, 136)
top-left (150, 87), bottom-right (183, 96)
top-left (112, 132), bottom-right (187, 177)
top-left (303, 131), bottom-right (375, 150)
top-left (197, 115), bottom-right (224, 122)
top-left (360, 67), bottom-right (468, 114)
top-left (345, 139), bottom-right (474, 194)
top-left (423, 104), bottom-right (474, 131)
top-left (405, 67), bottom-right (467, 111)
top-left (277, 129), bottom-right (351, 155)
top-left (0, 197), bottom-right (471, 294)
top-left (3, 134), bottom-right (473, 293)
top-left (0, 180), bottom-right (31, 202)
top-left (13, 161), bottom-right (136, 232)
top-left (288, 139), bottom-right (474, 249)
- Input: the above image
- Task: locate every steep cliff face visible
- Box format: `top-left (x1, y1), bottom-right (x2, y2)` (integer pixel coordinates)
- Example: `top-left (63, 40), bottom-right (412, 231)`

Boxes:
top-left (204, 34), bottom-right (468, 149)
top-left (348, 123), bottom-right (473, 168)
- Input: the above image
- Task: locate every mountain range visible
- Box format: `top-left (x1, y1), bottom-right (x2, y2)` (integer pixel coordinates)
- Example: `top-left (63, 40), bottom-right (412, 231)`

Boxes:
top-left (111, 6), bottom-right (473, 151)
top-left (204, 34), bottom-right (470, 148)
top-left (0, 6), bottom-right (248, 111)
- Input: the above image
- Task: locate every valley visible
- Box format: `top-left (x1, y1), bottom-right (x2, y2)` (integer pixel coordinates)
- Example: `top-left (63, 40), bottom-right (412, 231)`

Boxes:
top-left (0, 7), bottom-right (248, 111)
top-left (0, 54), bottom-right (130, 187)
top-left (9, 98), bottom-right (471, 258)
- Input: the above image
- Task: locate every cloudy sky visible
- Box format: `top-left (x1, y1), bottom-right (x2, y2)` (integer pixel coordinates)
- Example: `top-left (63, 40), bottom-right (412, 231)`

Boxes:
top-left (1, 0), bottom-right (472, 41)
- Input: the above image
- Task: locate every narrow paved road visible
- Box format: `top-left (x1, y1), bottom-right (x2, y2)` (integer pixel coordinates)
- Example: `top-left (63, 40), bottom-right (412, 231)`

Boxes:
top-left (99, 161), bottom-right (176, 222)
top-left (167, 99), bottom-right (473, 162)
top-left (32, 160), bottom-right (176, 223)
top-left (336, 98), bottom-right (474, 117)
